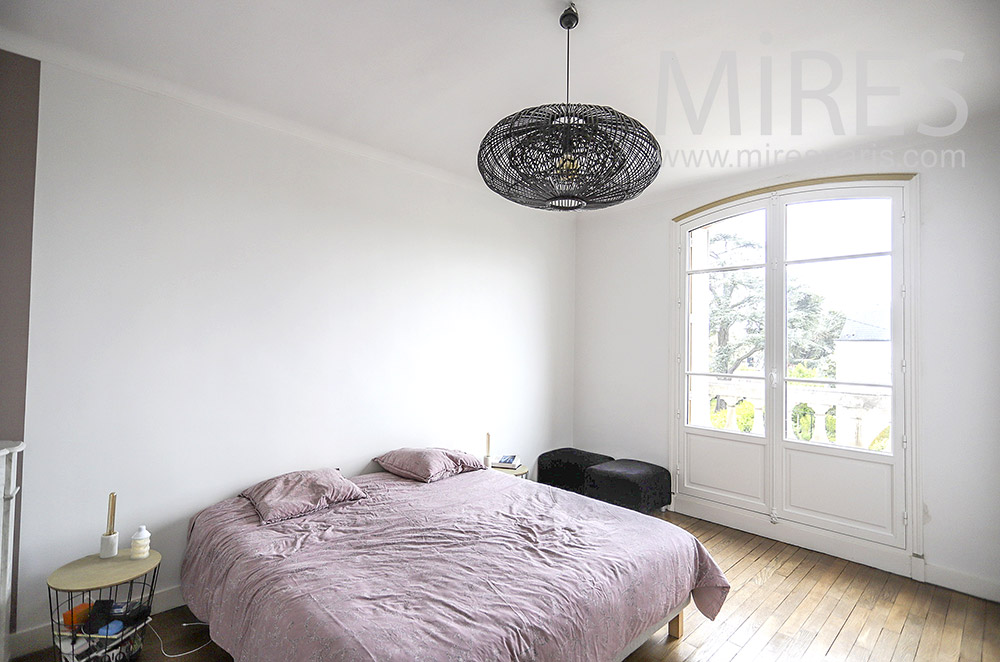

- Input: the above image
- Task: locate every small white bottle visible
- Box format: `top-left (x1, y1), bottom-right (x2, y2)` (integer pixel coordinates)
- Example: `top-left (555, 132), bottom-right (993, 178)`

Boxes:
top-left (130, 525), bottom-right (150, 560)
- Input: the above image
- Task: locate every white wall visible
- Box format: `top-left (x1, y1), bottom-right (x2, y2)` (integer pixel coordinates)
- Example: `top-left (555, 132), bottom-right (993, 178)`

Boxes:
top-left (574, 205), bottom-right (674, 467)
top-left (18, 64), bottom-right (575, 645)
top-left (575, 111), bottom-right (1000, 599)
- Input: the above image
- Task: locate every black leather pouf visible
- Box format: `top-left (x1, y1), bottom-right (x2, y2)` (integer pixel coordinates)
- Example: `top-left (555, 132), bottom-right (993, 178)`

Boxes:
top-left (584, 459), bottom-right (671, 513)
top-left (537, 447), bottom-right (615, 494)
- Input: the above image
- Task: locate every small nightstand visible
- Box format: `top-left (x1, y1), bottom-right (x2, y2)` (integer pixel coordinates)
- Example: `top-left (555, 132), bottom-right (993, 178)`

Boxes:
top-left (492, 465), bottom-right (529, 479)
top-left (47, 549), bottom-right (160, 662)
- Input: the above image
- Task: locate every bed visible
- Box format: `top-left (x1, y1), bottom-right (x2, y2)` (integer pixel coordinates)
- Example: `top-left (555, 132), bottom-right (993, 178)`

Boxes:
top-left (181, 466), bottom-right (729, 662)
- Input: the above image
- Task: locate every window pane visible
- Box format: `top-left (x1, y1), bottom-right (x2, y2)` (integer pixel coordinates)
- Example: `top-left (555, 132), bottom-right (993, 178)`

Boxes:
top-left (786, 256), bottom-right (891, 384)
top-left (785, 381), bottom-right (891, 452)
top-left (689, 209), bottom-right (766, 270)
top-left (688, 375), bottom-right (764, 435)
top-left (786, 198), bottom-right (892, 261)
top-left (689, 268), bottom-right (764, 375)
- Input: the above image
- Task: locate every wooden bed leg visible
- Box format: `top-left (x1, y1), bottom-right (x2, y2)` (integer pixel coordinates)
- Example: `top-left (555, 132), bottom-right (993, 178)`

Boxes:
top-left (668, 610), bottom-right (684, 639)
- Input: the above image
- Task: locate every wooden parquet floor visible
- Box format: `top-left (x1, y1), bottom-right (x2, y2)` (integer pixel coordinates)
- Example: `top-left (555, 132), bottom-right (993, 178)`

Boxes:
top-left (627, 511), bottom-right (999, 662)
top-left (16, 511), bottom-right (998, 662)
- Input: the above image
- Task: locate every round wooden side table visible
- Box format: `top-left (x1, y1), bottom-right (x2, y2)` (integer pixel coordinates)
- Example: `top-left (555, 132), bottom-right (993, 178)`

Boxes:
top-left (47, 549), bottom-right (161, 662)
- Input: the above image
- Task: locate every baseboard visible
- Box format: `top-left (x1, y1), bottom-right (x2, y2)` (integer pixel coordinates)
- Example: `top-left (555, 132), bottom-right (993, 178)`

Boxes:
top-left (8, 623), bottom-right (49, 659)
top-left (9, 584), bottom-right (185, 658)
top-left (674, 495), bottom-right (1000, 603)
top-left (910, 554), bottom-right (926, 582)
top-left (924, 562), bottom-right (1000, 603)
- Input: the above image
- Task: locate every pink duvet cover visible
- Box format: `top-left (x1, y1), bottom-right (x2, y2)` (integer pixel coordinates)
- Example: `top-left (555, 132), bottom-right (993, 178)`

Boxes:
top-left (182, 469), bottom-right (728, 662)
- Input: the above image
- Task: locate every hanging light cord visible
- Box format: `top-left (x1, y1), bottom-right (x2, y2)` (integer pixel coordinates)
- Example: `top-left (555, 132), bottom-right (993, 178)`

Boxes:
top-left (565, 26), bottom-right (570, 105)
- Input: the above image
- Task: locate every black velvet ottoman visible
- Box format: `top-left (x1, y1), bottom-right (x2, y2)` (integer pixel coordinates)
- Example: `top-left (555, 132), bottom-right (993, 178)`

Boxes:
top-left (537, 447), bottom-right (616, 494)
top-left (584, 459), bottom-right (671, 513)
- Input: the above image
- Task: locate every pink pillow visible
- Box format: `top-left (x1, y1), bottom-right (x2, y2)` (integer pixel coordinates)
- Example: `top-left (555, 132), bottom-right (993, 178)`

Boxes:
top-left (240, 468), bottom-right (367, 524)
top-left (373, 448), bottom-right (485, 483)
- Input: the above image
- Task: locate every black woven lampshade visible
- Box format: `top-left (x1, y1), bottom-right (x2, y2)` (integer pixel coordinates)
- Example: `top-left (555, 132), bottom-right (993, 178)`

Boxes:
top-left (478, 103), bottom-right (661, 211)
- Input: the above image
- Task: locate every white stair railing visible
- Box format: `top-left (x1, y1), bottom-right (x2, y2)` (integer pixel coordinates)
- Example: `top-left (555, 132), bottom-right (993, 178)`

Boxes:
top-left (0, 441), bottom-right (24, 662)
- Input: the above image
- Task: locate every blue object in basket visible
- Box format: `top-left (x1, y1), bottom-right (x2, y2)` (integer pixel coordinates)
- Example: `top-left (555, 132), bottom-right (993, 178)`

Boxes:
top-left (97, 620), bottom-right (124, 636)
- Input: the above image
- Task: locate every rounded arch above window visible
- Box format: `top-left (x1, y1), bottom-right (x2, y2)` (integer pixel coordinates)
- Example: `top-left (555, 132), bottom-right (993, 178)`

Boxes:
top-left (672, 173), bottom-right (916, 223)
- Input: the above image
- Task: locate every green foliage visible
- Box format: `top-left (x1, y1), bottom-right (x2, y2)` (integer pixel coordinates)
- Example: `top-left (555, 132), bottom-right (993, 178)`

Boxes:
top-left (709, 397), bottom-right (728, 429)
top-left (707, 261), bottom-right (763, 375)
top-left (706, 232), bottom-right (846, 377)
top-left (791, 403), bottom-right (815, 441)
top-left (788, 363), bottom-right (818, 379)
top-left (735, 399), bottom-right (755, 432)
top-left (786, 289), bottom-right (846, 379)
top-left (825, 406), bottom-right (836, 443)
top-left (869, 425), bottom-right (890, 452)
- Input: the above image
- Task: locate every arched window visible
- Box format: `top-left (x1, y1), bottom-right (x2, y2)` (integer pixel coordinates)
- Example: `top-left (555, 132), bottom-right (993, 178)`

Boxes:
top-left (673, 175), bottom-right (915, 550)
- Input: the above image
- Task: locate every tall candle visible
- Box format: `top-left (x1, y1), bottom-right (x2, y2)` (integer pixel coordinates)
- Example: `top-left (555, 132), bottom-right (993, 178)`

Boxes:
top-left (486, 433), bottom-right (491, 457)
top-left (106, 492), bottom-right (117, 536)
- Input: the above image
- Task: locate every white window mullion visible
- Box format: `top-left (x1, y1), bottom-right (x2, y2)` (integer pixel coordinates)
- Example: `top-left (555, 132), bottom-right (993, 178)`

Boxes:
top-left (891, 188), bottom-right (908, 537)
top-left (764, 192), bottom-right (784, 513)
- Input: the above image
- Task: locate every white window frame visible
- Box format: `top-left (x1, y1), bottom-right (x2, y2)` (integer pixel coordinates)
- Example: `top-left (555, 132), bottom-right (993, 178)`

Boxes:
top-left (668, 175), bottom-right (923, 577)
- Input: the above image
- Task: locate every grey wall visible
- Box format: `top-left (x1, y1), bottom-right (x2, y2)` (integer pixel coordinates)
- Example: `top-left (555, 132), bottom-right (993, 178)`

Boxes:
top-left (0, 50), bottom-right (36, 443)
top-left (0, 48), bottom-right (39, 632)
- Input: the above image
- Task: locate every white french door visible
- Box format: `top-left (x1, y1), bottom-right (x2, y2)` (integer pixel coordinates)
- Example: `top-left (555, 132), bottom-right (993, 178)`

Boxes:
top-left (677, 181), bottom-right (909, 549)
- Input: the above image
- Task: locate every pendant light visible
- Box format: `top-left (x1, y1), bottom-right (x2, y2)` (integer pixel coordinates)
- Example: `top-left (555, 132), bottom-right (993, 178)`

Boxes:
top-left (477, 4), bottom-right (661, 211)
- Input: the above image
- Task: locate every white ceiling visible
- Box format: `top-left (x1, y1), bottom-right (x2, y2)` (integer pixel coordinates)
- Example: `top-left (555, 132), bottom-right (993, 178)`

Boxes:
top-left (2, 0), bottom-right (998, 195)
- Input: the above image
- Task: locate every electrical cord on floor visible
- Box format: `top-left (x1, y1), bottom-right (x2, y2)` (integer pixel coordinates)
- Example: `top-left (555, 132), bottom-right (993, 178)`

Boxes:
top-left (147, 621), bottom-right (213, 658)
